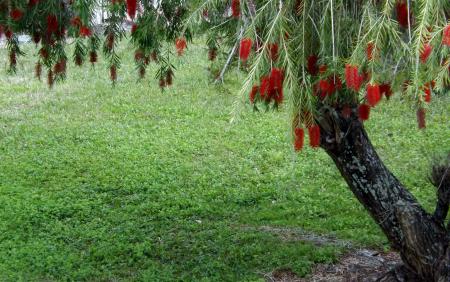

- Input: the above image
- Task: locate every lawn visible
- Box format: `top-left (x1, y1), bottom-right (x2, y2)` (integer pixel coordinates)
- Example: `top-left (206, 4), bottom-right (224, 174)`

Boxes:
top-left (0, 41), bottom-right (449, 281)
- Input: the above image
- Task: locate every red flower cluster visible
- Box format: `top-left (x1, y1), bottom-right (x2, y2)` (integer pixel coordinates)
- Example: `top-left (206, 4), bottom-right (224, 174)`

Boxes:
top-left (249, 85), bottom-right (258, 104)
top-left (345, 64), bottom-right (364, 92)
top-left (420, 44), bottom-right (432, 63)
top-left (5, 29), bottom-right (13, 39)
top-left (416, 108), bottom-right (426, 129)
top-left (131, 24), bottom-right (138, 34)
top-left (268, 43), bottom-right (278, 61)
top-left (79, 26), bottom-right (91, 37)
top-left (443, 24), bottom-right (450, 46)
top-left (126, 0), bottom-right (137, 19)
top-left (39, 47), bottom-right (49, 59)
top-left (166, 69), bottom-right (173, 86)
top-left (422, 81), bottom-right (435, 103)
top-left (32, 32), bottom-right (40, 44)
top-left (294, 128), bottom-right (304, 152)
top-left (48, 69), bottom-right (54, 88)
top-left (307, 55), bottom-right (319, 76)
top-left (257, 68), bottom-right (284, 104)
top-left (54, 59), bottom-right (67, 75)
top-left (9, 50), bottom-right (16, 68)
top-left (110, 65), bottom-right (117, 82)
top-left (269, 68), bottom-right (283, 103)
top-left (175, 38), bottom-right (187, 56)
top-left (47, 15), bottom-right (58, 34)
top-left (208, 47), bottom-right (217, 61)
top-left (366, 83), bottom-right (381, 107)
top-left (70, 16), bottom-right (81, 27)
top-left (35, 62), bottom-right (42, 80)
top-left (308, 125), bottom-right (320, 148)
top-left (366, 42), bottom-right (375, 61)
top-left (29, 0), bottom-right (39, 6)
top-left (89, 51), bottom-right (97, 64)
top-left (10, 9), bottom-right (23, 21)
top-left (231, 0), bottom-right (240, 18)
top-left (396, 1), bottom-right (410, 28)
top-left (358, 104), bottom-right (371, 121)
top-left (380, 83), bottom-right (393, 99)
top-left (239, 38), bottom-right (252, 62)
top-left (314, 75), bottom-right (342, 99)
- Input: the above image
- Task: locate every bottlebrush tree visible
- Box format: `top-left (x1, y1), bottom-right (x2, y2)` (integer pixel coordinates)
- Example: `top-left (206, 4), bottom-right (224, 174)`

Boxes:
top-left (1, 0), bottom-right (450, 280)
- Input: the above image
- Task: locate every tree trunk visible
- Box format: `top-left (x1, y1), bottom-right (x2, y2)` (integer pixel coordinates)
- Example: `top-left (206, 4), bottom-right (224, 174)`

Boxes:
top-left (317, 107), bottom-right (449, 281)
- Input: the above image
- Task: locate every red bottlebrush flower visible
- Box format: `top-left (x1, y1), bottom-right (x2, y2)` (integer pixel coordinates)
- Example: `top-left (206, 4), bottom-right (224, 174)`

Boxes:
top-left (416, 108), bottom-right (426, 129)
top-left (138, 66), bottom-right (145, 79)
top-left (47, 14), bottom-right (58, 34)
top-left (208, 47), bottom-right (217, 61)
top-left (423, 85), bottom-right (431, 103)
top-left (231, 0), bottom-right (240, 18)
top-left (131, 23), bottom-right (138, 34)
top-left (54, 59), bottom-right (66, 75)
top-left (345, 64), bottom-right (363, 92)
top-left (175, 38), bottom-right (187, 56)
top-left (396, 1), bottom-right (409, 28)
top-left (358, 104), bottom-right (371, 121)
top-left (0, 25), bottom-right (3, 39)
top-left (79, 26), bottom-right (91, 37)
top-left (249, 85), bottom-right (258, 104)
top-left (29, 0), bottom-right (39, 6)
top-left (307, 55), bottom-right (319, 76)
top-left (89, 51), bottom-right (97, 64)
top-left (159, 77), bottom-right (166, 89)
top-left (319, 64), bottom-right (327, 74)
top-left (32, 33), bottom-right (41, 44)
top-left (259, 76), bottom-right (270, 98)
top-left (106, 33), bottom-right (115, 51)
top-left (150, 51), bottom-right (157, 61)
top-left (420, 44), bottom-right (432, 63)
top-left (380, 83), bottom-right (393, 100)
top-left (239, 38), bottom-right (252, 62)
top-left (341, 105), bottom-right (352, 119)
top-left (70, 16), bottom-right (81, 27)
top-left (331, 76), bottom-right (342, 92)
top-left (166, 69), bottom-right (173, 86)
top-left (75, 54), bottom-right (83, 66)
top-left (39, 48), bottom-right (49, 59)
top-left (134, 50), bottom-right (144, 62)
top-left (294, 128), bottom-right (304, 152)
top-left (366, 42), bottom-right (375, 61)
top-left (10, 9), bottom-right (23, 21)
top-left (35, 62), bottom-right (42, 80)
top-left (268, 43), bottom-right (278, 61)
top-left (126, 0), bottom-right (137, 19)
top-left (366, 83), bottom-right (381, 107)
top-left (308, 125), bottom-right (321, 148)
top-left (345, 64), bottom-right (354, 90)
top-left (47, 69), bottom-right (54, 88)
top-left (319, 79), bottom-right (330, 93)
top-left (443, 24), bottom-right (450, 46)
top-left (9, 50), bottom-right (16, 68)
top-left (269, 68), bottom-right (283, 103)
top-left (110, 65), bottom-right (117, 82)
top-left (5, 29), bottom-right (13, 39)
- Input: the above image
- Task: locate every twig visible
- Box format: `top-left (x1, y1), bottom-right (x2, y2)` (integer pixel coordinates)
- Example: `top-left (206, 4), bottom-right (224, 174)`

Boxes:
top-left (214, 27), bottom-right (244, 84)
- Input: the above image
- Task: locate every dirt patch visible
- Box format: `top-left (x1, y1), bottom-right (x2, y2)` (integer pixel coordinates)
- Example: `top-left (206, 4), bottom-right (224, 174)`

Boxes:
top-left (266, 249), bottom-right (401, 282)
top-left (239, 225), bottom-right (401, 281)
top-left (240, 225), bottom-right (353, 248)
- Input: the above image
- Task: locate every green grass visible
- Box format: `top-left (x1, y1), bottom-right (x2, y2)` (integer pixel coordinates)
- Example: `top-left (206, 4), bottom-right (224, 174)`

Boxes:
top-left (0, 41), bottom-right (449, 281)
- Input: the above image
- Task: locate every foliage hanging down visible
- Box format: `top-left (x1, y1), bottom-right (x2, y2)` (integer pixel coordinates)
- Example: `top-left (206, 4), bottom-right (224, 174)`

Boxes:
top-left (0, 0), bottom-right (449, 148)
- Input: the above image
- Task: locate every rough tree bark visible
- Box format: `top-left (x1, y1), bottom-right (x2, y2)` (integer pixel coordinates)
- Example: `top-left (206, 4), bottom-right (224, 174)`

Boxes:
top-left (317, 106), bottom-right (449, 281)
